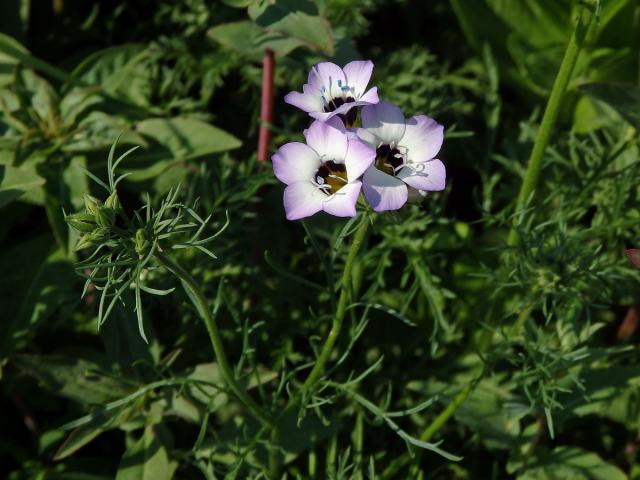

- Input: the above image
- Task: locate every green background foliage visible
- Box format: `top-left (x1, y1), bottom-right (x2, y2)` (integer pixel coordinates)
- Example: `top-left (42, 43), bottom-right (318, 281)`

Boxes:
top-left (1, 0), bottom-right (640, 478)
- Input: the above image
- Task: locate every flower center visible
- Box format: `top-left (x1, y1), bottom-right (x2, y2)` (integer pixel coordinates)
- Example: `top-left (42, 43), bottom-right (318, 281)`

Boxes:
top-left (323, 95), bottom-right (357, 128)
top-left (375, 144), bottom-right (405, 176)
top-left (321, 80), bottom-right (358, 127)
top-left (314, 160), bottom-right (348, 195)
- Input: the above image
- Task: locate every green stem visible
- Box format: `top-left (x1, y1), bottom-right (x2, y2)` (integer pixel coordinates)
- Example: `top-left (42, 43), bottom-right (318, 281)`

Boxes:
top-left (507, 5), bottom-right (594, 246)
top-left (299, 216), bottom-right (370, 396)
top-left (269, 425), bottom-right (281, 478)
top-left (419, 381), bottom-right (474, 443)
top-left (154, 251), bottom-right (274, 428)
top-left (353, 410), bottom-right (364, 480)
top-left (381, 381), bottom-right (476, 479)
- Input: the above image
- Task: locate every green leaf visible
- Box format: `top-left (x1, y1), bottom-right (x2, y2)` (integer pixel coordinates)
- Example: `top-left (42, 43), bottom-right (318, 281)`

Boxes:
top-left (0, 163), bottom-right (45, 208)
top-left (485, 0), bottom-right (570, 48)
top-left (54, 400), bottom-right (140, 460)
top-left (580, 82), bottom-right (640, 130)
top-left (69, 44), bottom-right (152, 108)
top-left (127, 117), bottom-right (241, 180)
top-left (512, 446), bottom-right (627, 480)
top-left (0, 30), bottom-right (25, 87)
top-left (221, 0), bottom-right (259, 7)
top-left (207, 21), bottom-right (306, 60)
top-left (14, 354), bottom-right (132, 405)
top-left (115, 425), bottom-right (176, 480)
top-left (248, 0), bottom-right (335, 55)
top-left (3, 247), bottom-right (78, 353)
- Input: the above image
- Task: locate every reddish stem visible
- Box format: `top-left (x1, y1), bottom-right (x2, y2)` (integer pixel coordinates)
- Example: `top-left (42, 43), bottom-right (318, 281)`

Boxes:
top-left (258, 49), bottom-right (275, 162)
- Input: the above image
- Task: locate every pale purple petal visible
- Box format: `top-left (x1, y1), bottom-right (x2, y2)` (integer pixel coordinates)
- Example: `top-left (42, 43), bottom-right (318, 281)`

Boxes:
top-left (343, 60), bottom-right (374, 97)
top-left (272, 142), bottom-right (320, 185)
top-left (308, 62), bottom-right (346, 100)
top-left (308, 110), bottom-right (333, 122)
top-left (323, 181), bottom-right (361, 217)
top-left (356, 127), bottom-right (380, 150)
top-left (397, 159), bottom-right (446, 191)
top-left (283, 182), bottom-right (325, 220)
top-left (344, 139), bottom-right (375, 182)
top-left (361, 101), bottom-right (406, 145)
top-left (401, 115), bottom-right (444, 162)
top-left (284, 90), bottom-right (323, 113)
top-left (305, 119), bottom-right (348, 161)
top-left (310, 98), bottom-right (374, 122)
top-left (362, 166), bottom-right (408, 211)
top-left (358, 87), bottom-right (379, 104)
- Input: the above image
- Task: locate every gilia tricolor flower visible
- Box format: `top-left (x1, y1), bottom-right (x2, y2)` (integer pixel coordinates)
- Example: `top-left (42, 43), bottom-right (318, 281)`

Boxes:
top-left (272, 118), bottom-right (375, 220)
top-left (284, 61), bottom-right (379, 127)
top-left (357, 101), bottom-right (446, 211)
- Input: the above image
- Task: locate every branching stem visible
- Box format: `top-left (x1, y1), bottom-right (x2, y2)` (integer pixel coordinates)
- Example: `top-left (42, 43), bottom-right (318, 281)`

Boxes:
top-left (154, 251), bottom-right (274, 428)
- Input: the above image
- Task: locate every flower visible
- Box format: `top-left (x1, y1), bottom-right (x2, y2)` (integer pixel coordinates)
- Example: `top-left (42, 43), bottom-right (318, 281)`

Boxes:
top-left (284, 61), bottom-right (379, 127)
top-left (272, 118), bottom-right (375, 220)
top-left (357, 101), bottom-right (446, 211)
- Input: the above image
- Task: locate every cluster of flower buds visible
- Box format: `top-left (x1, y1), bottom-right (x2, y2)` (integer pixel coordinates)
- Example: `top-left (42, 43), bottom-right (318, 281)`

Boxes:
top-left (272, 60), bottom-right (446, 220)
top-left (65, 191), bottom-right (120, 251)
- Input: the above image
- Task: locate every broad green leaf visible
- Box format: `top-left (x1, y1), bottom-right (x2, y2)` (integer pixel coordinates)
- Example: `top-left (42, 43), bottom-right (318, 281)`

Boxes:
top-left (248, 0), bottom-right (335, 55)
top-left (486, 0), bottom-right (570, 47)
top-left (70, 44), bottom-right (152, 108)
top-left (13, 354), bottom-right (132, 405)
top-left (0, 234), bottom-right (51, 330)
top-left (137, 117), bottom-right (241, 158)
top-left (580, 82), bottom-right (640, 130)
top-left (60, 87), bottom-right (103, 130)
top-left (115, 425), bottom-right (176, 480)
top-left (4, 246), bottom-right (78, 353)
top-left (127, 117), bottom-right (241, 180)
top-left (512, 446), bottom-right (627, 480)
top-left (0, 30), bottom-right (25, 87)
top-left (222, 0), bottom-right (259, 6)
top-left (207, 21), bottom-right (306, 60)
top-left (0, 163), bottom-right (45, 208)
top-left (54, 401), bottom-right (140, 460)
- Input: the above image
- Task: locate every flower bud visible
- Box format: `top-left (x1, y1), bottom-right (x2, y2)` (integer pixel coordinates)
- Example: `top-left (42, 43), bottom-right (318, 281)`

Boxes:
top-left (74, 227), bottom-right (109, 251)
top-left (135, 229), bottom-right (149, 258)
top-left (65, 212), bottom-right (96, 233)
top-left (105, 191), bottom-right (120, 211)
top-left (83, 195), bottom-right (102, 215)
top-left (95, 206), bottom-right (116, 228)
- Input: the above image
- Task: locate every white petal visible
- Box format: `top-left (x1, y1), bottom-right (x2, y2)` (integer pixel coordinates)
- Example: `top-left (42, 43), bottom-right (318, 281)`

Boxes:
top-left (358, 87), bottom-right (379, 104)
top-left (323, 181), bottom-right (361, 217)
top-left (344, 138), bottom-right (375, 182)
top-left (308, 62), bottom-right (346, 101)
top-left (362, 166), bottom-right (408, 212)
top-left (283, 182), bottom-right (325, 220)
top-left (400, 115), bottom-right (444, 162)
top-left (272, 142), bottom-right (320, 185)
top-left (397, 159), bottom-right (446, 191)
top-left (284, 90), bottom-right (323, 114)
top-left (356, 127), bottom-right (381, 150)
top-left (343, 60), bottom-right (374, 97)
top-left (305, 119), bottom-right (348, 161)
top-left (361, 101), bottom-right (406, 145)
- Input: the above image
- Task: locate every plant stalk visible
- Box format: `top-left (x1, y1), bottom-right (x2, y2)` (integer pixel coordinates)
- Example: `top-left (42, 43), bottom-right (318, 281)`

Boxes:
top-left (507, 5), bottom-right (594, 246)
top-left (154, 251), bottom-right (274, 428)
top-left (298, 216), bottom-right (370, 396)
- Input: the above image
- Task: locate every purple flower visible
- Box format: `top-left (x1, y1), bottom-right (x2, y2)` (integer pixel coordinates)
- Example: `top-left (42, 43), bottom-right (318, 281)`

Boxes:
top-left (357, 101), bottom-right (446, 212)
top-left (284, 61), bottom-right (379, 127)
top-left (272, 118), bottom-right (375, 221)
